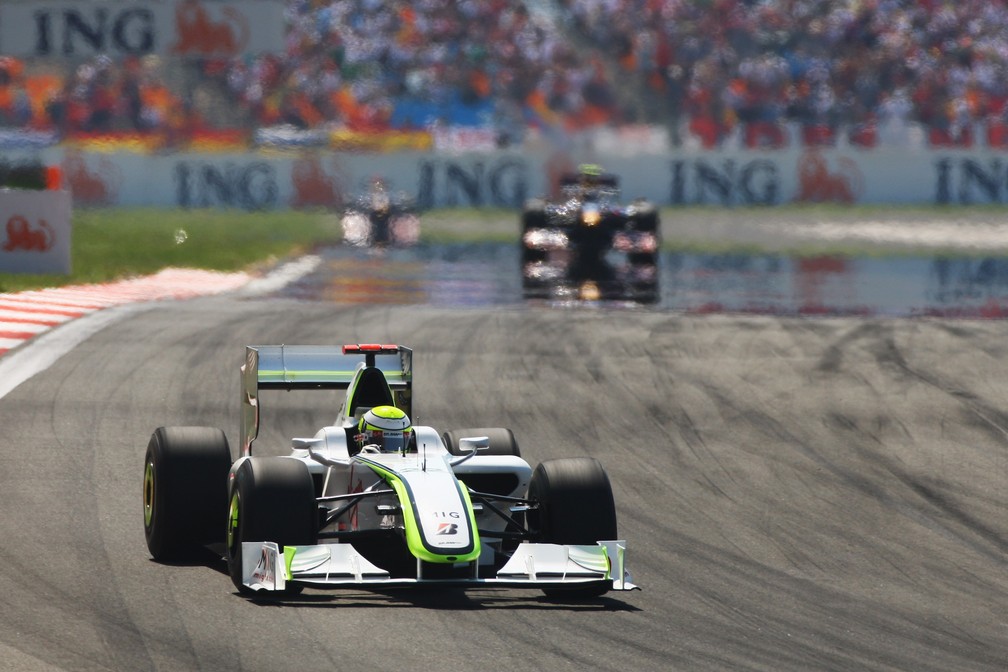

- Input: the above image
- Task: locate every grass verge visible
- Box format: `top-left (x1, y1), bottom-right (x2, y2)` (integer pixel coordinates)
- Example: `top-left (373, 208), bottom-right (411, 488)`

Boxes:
top-left (4, 204), bottom-right (1008, 293)
top-left (0, 207), bottom-right (518, 293)
top-left (0, 208), bottom-right (342, 293)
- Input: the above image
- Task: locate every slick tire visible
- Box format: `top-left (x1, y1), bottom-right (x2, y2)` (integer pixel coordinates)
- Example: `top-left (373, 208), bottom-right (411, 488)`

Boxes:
top-left (628, 252), bottom-right (659, 266)
top-left (521, 200), bottom-right (548, 263)
top-left (528, 457), bottom-right (618, 598)
top-left (522, 198), bottom-right (547, 221)
top-left (143, 426), bottom-right (232, 561)
top-left (226, 457), bottom-right (317, 596)
top-left (631, 201), bottom-right (659, 232)
top-left (442, 427), bottom-right (521, 457)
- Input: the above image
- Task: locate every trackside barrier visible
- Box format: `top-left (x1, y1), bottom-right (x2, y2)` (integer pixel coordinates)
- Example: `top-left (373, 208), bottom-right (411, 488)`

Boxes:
top-left (0, 189), bottom-right (72, 274)
top-left (4, 145), bottom-right (1008, 210)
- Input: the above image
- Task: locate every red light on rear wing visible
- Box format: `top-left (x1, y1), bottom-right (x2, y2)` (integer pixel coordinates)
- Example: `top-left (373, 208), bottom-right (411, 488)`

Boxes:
top-left (343, 343), bottom-right (400, 355)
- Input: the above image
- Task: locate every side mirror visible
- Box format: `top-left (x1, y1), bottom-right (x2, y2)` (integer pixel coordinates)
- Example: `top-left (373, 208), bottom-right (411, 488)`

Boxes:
top-left (458, 436), bottom-right (490, 454)
top-left (451, 436), bottom-right (489, 467)
top-left (292, 437), bottom-right (323, 451)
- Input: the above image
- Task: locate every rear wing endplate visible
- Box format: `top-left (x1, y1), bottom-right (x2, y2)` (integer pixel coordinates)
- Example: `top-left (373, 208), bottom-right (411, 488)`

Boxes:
top-left (240, 344), bottom-right (412, 455)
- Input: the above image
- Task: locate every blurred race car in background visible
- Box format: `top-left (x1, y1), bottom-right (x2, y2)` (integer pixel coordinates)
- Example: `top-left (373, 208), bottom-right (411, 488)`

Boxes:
top-left (142, 343), bottom-right (637, 599)
top-left (341, 178), bottom-right (420, 247)
top-left (521, 164), bottom-right (660, 303)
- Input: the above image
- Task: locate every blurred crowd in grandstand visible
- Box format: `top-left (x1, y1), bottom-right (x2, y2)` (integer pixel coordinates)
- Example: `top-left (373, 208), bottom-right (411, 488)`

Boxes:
top-left (3, 0), bottom-right (1008, 150)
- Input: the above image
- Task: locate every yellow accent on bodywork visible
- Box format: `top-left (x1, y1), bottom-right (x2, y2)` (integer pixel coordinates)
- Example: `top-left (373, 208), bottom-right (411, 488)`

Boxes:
top-left (363, 460), bottom-right (481, 564)
top-left (284, 546), bottom-right (297, 581)
top-left (459, 485), bottom-right (481, 560)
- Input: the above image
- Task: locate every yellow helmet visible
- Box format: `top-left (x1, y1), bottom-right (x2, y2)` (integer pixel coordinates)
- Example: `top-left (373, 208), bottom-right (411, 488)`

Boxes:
top-left (357, 405), bottom-right (412, 453)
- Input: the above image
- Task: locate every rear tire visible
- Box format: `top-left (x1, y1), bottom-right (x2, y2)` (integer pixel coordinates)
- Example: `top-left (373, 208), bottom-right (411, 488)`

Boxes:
top-left (527, 457), bottom-right (617, 598)
top-left (143, 426), bottom-right (231, 561)
top-left (630, 201), bottom-right (658, 233)
top-left (226, 457), bottom-right (317, 596)
top-left (628, 202), bottom-right (660, 274)
top-left (521, 201), bottom-right (548, 264)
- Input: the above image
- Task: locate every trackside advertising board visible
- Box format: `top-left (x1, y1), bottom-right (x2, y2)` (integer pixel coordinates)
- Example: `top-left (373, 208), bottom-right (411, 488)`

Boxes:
top-left (5, 145), bottom-right (1008, 209)
top-left (0, 189), bottom-right (72, 274)
top-left (18, 147), bottom-right (1008, 210)
top-left (0, 1), bottom-right (285, 59)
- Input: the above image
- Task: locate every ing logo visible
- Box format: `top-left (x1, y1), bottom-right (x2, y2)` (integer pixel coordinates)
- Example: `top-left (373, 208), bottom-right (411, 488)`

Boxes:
top-left (172, 3), bottom-right (249, 56)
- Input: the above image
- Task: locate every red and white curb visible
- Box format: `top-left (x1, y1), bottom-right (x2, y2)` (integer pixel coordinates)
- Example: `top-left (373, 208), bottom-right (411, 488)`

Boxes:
top-left (0, 268), bottom-right (252, 357)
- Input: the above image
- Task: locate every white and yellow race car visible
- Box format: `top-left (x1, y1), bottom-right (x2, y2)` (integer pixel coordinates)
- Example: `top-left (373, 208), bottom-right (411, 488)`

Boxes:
top-left (142, 343), bottom-right (637, 598)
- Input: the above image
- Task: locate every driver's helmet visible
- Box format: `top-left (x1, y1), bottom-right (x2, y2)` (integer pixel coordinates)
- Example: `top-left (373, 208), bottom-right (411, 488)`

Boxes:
top-left (356, 405), bottom-right (412, 453)
top-left (369, 176), bottom-right (390, 211)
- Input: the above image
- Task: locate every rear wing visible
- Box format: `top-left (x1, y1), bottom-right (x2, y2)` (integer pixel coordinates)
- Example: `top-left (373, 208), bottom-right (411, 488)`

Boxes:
top-left (559, 173), bottom-right (619, 188)
top-left (240, 344), bottom-right (413, 456)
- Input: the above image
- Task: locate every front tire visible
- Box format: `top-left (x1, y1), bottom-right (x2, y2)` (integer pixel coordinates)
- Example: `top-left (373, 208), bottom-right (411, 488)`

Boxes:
top-left (143, 426), bottom-right (231, 561)
top-left (225, 457), bottom-right (317, 596)
top-left (527, 457), bottom-right (617, 598)
top-left (630, 201), bottom-right (659, 233)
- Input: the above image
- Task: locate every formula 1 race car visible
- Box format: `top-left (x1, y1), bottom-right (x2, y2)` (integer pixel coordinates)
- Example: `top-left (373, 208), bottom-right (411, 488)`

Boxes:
top-left (142, 343), bottom-right (637, 598)
top-left (521, 166), bottom-right (660, 303)
top-left (341, 179), bottom-right (420, 247)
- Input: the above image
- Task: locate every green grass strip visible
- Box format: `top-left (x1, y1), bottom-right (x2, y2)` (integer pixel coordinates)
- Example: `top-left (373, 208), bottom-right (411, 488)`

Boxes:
top-left (0, 208), bottom-right (341, 293)
top-left (5, 204), bottom-right (1008, 293)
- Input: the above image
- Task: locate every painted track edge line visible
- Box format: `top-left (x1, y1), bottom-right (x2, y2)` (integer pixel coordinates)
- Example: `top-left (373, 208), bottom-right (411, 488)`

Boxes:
top-left (0, 303), bottom-right (148, 401)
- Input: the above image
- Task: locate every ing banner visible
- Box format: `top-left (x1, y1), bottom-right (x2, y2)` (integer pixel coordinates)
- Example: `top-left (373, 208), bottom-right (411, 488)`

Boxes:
top-left (0, 0), bottom-right (285, 59)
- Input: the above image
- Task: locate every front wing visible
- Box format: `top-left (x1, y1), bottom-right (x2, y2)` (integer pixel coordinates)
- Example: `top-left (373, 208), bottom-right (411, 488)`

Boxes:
top-left (241, 540), bottom-right (638, 593)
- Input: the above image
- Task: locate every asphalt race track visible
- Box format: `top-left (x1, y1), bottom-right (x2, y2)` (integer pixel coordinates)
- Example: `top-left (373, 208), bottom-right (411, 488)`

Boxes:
top-left (1, 266), bottom-right (1007, 670)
